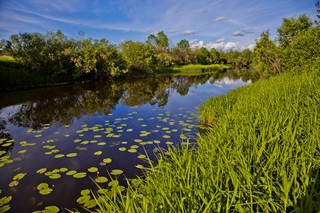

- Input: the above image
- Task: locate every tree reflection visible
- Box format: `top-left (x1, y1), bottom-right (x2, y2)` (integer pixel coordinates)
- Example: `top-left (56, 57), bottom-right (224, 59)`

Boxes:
top-left (2, 72), bottom-right (251, 129)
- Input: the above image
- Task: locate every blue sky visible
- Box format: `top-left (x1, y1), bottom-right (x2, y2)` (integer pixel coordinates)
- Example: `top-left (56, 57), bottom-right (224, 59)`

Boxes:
top-left (0, 0), bottom-right (317, 50)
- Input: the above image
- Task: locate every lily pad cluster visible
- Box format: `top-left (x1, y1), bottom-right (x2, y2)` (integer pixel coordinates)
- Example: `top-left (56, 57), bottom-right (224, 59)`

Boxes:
top-left (9, 172), bottom-right (26, 188)
top-left (0, 191), bottom-right (12, 213)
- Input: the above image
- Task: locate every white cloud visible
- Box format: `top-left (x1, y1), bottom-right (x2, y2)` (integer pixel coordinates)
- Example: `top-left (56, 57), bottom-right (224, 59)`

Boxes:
top-left (232, 31), bottom-right (245, 36)
top-left (215, 38), bottom-right (225, 43)
top-left (214, 16), bottom-right (228, 21)
top-left (190, 39), bottom-right (242, 51)
top-left (247, 43), bottom-right (255, 50)
top-left (183, 29), bottom-right (196, 35)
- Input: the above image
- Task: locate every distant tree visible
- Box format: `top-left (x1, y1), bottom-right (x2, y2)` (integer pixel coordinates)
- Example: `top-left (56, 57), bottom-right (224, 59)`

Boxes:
top-left (210, 48), bottom-right (220, 64)
top-left (316, 1), bottom-right (320, 25)
top-left (277, 14), bottom-right (313, 47)
top-left (120, 40), bottom-right (157, 73)
top-left (146, 31), bottom-right (169, 52)
top-left (253, 31), bottom-right (281, 77)
top-left (195, 47), bottom-right (211, 65)
top-left (177, 39), bottom-right (190, 49)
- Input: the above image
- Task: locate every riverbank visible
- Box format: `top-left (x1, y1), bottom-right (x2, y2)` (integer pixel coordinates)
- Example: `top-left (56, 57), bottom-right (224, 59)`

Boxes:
top-left (90, 67), bottom-right (320, 212)
top-left (0, 56), bottom-right (229, 92)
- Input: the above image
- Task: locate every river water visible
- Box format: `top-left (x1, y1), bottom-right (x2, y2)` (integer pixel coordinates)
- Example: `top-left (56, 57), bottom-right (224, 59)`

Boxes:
top-left (0, 72), bottom-right (251, 212)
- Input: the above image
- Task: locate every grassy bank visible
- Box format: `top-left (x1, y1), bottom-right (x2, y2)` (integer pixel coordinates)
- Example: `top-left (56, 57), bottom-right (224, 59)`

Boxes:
top-left (172, 64), bottom-right (230, 72)
top-left (85, 67), bottom-right (320, 212)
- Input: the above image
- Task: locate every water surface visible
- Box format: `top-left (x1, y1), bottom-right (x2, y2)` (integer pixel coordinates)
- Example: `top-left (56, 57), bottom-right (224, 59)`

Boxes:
top-left (0, 73), bottom-right (251, 212)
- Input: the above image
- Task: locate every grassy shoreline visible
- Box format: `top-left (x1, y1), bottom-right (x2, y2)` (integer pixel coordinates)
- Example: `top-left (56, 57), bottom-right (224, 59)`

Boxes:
top-left (85, 67), bottom-right (320, 212)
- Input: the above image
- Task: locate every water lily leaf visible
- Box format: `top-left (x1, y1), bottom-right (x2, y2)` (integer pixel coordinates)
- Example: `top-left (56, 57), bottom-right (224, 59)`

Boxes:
top-left (81, 189), bottom-right (90, 196)
top-left (60, 167), bottom-right (68, 172)
top-left (74, 139), bottom-right (81, 143)
top-left (137, 154), bottom-right (146, 159)
top-left (103, 158), bottom-right (112, 164)
top-left (94, 135), bottom-right (102, 138)
top-left (118, 147), bottom-right (126, 151)
top-left (35, 134), bottom-right (42, 138)
top-left (95, 176), bottom-right (108, 183)
top-left (134, 139), bottom-right (142, 143)
top-left (110, 169), bottom-right (123, 175)
top-left (77, 195), bottom-right (90, 204)
top-left (94, 151), bottom-right (102, 156)
top-left (18, 150), bottom-right (27, 154)
top-left (0, 204), bottom-right (11, 213)
top-left (44, 206), bottom-right (60, 213)
top-left (54, 154), bottom-right (65, 159)
top-left (88, 167), bottom-right (98, 173)
top-left (130, 145), bottom-right (139, 149)
top-left (49, 173), bottom-right (61, 179)
top-left (66, 153), bottom-right (77, 158)
top-left (166, 141), bottom-right (174, 145)
top-left (0, 196), bottom-right (12, 205)
top-left (162, 135), bottom-right (171, 139)
top-left (97, 142), bottom-right (106, 146)
top-left (126, 129), bottom-right (133, 132)
top-left (135, 164), bottom-right (144, 169)
top-left (52, 169), bottom-right (60, 173)
top-left (84, 199), bottom-right (97, 209)
top-left (73, 172), bottom-right (87, 179)
top-left (9, 181), bottom-right (19, 187)
top-left (64, 134), bottom-right (70, 137)
top-left (13, 173), bottom-right (26, 181)
top-left (37, 183), bottom-right (49, 190)
top-left (66, 170), bottom-right (77, 176)
top-left (128, 149), bottom-right (137, 153)
top-left (39, 188), bottom-right (53, 195)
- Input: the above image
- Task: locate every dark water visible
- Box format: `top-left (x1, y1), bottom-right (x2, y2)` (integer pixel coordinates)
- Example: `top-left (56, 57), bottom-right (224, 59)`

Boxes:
top-left (0, 72), bottom-right (251, 212)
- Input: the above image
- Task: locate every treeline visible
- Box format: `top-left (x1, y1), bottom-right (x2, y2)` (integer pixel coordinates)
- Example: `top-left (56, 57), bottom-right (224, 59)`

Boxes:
top-left (0, 7), bottom-right (319, 82)
top-left (0, 30), bottom-right (253, 81)
top-left (252, 14), bottom-right (320, 78)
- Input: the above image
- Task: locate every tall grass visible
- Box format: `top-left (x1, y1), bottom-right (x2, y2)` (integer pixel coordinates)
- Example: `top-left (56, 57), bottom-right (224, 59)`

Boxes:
top-left (84, 67), bottom-right (320, 212)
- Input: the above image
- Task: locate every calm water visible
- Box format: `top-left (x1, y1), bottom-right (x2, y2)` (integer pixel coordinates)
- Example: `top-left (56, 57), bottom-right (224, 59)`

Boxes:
top-left (0, 72), bottom-right (251, 212)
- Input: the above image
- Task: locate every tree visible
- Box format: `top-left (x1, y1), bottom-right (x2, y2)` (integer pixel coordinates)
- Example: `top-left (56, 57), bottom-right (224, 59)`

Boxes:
top-left (277, 14), bottom-right (313, 47)
top-left (195, 47), bottom-right (211, 65)
top-left (316, 1), bottom-right (320, 25)
top-left (120, 40), bottom-right (157, 73)
top-left (253, 31), bottom-right (281, 77)
top-left (146, 31), bottom-right (169, 53)
top-left (177, 39), bottom-right (190, 49)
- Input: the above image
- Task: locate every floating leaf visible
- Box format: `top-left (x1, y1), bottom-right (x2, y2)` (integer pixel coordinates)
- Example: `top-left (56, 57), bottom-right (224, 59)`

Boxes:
top-left (128, 149), bottom-right (137, 153)
top-left (37, 170), bottom-right (51, 178)
top-left (88, 167), bottom-right (98, 173)
top-left (39, 188), bottom-right (53, 195)
top-left (13, 173), bottom-right (26, 181)
top-left (0, 196), bottom-right (12, 206)
top-left (84, 199), bottom-right (97, 209)
top-left (103, 158), bottom-right (112, 164)
top-left (37, 183), bottom-right (49, 191)
top-left (9, 181), bottom-right (19, 187)
top-left (74, 139), bottom-right (81, 143)
top-left (97, 142), bottom-right (106, 146)
top-left (77, 195), bottom-right (90, 204)
top-left (49, 173), bottom-right (61, 179)
top-left (126, 129), bottom-right (133, 132)
top-left (35, 134), bottom-right (42, 138)
top-left (135, 164), bottom-right (144, 169)
top-left (66, 170), bottom-right (77, 176)
top-left (130, 145), bottom-right (139, 149)
top-left (43, 206), bottom-right (59, 213)
top-left (59, 167), bottom-right (68, 172)
top-left (110, 169), bottom-right (123, 175)
top-left (118, 147), bottom-right (126, 151)
top-left (18, 150), bottom-right (27, 154)
top-left (81, 189), bottom-right (90, 196)
top-left (66, 153), bottom-right (77, 158)
top-left (95, 176), bottom-right (108, 183)
top-left (94, 135), bottom-right (102, 138)
top-left (73, 172), bottom-right (87, 179)
top-left (54, 154), bottom-right (64, 159)
top-left (162, 135), bottom-right (171, 139)
top-left (137, 154), bottom-right (146, 159)
top-left (94, 151), bottom-right (102, 156)
top-left (166, 141), bottom-right (174, 145)
top-left (0, 204), bottom-right (11, 213)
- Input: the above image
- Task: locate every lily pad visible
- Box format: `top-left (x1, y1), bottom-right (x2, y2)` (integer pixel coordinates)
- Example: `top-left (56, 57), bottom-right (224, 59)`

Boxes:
top-left (18, 150), bottom-right (27, 154)
top-left (102, 158), bottom-right (112, 164)
top-left (94, 151), bottom-right (102, 156)
top-left (13, 173), bottom-right (26, 181)
top-left (39, 188), bottom-right (53, 195)
top-left (73, 172), bottom-right (87, 179)
top-left (66, 170), bottom-right (77, 176)
top-left (88, 167), bottom-right (98, 173)
top-left (77, 195), bottom-right (90, 204)
top-left (0, 196), bottom-right (12, 206)
top-left (66, 153), bottom-right (77, 158)
top-left (54, 154), bottom-right (65, 159)
top-left (49, 173), bottom-right (61, 179)
top-left (128, 149), bottom-right (137, 153)
top-left (110, 169), bottom-right (123, 175)
top-left (118, 147), bottom-right (126, 151)
top-left (95, 176), bottom-right (108, 183)
top-left (9, 181), bottom-right (19, 187)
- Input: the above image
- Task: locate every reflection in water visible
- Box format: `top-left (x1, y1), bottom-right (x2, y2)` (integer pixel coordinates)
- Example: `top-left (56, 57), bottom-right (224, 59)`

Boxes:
top-left (0, 71), bottom-right (252, 130)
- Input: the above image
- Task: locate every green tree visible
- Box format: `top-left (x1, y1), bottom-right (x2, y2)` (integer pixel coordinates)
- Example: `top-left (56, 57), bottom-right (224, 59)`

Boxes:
top-left (253, 31), bottom-right (281, 77)
top-left (277, 14), bottom-right (313, 47)
top-left (195, 47), bottom-right (211, 65)
top-left (146, 31), bottom-right (169, 53)
top-left (120, 40), bottom-right (157, 73)
top-left (315, 1), bottom-right (320, 25)
top-left (177, 39), bottom-right (190, 49)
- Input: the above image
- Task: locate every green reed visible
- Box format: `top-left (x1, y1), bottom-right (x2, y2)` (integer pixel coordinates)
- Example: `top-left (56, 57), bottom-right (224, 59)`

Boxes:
top-left (87, 67), bottom-right (320, 212)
